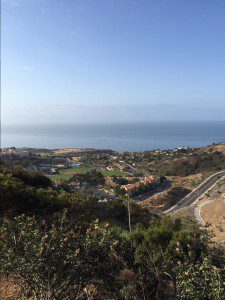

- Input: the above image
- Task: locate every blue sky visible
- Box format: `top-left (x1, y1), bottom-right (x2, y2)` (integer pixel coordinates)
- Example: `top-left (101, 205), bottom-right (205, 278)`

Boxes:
top-left (2, 0), bottom-right (225, 125)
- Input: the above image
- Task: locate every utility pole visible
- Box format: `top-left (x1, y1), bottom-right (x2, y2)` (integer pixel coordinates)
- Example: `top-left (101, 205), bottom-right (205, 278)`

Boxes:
top-left (127, 191), bottom-right (132, 233)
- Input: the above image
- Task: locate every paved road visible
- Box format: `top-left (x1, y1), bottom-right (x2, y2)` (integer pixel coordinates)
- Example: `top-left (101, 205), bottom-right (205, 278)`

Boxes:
top-left (118, 160), bottom-right (143, 176)
top-left (132, 180), bottom-right (171, 201)
top-left (91, 180), bottom-right (171, 202)
top-left (165, 170), bottom-right (225, 214)
top-left (90, 187), bottom-right (116, 200)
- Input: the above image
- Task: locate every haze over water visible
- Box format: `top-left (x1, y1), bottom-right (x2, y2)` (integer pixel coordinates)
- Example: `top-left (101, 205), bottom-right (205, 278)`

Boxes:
top-left (2, 121), bottom-right (225, 152)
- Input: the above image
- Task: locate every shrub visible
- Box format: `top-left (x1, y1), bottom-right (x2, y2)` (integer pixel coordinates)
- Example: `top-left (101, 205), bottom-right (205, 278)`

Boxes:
top-left (8, 165), bottom-right (52, 188)
top-left (0, 214), bottom-right (130, 299)
top-left (129, 217), bottom-right (224, 299)
top-left (176, 258), bottom-right (225, 299)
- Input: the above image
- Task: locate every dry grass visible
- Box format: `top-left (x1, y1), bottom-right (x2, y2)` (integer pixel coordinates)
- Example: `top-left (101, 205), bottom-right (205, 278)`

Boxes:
top-left (53, 148), bottom-right (94, 154)
top-left (169, 176), bottom-right (225, 245)
top-left (186, 176), bottom-right (225, 244)
top-left (201, 197), bottom-right (225, 244)
top-left (170, 206), bottom-right (196, 220)
top-left (0, 277), bottom-right (23, 300)
top-left (138, 174), bottom-right (204, 212)
top-left (169, 173), bottom-right (204, 190)
top-left (203, 142), bottom-right (225, 155)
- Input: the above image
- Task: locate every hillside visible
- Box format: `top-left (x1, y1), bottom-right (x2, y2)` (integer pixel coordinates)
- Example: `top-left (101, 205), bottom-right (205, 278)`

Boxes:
top-left (0, 145), bottom-right (225, 300)
top-left (0, 144), bottom-right (225, 299)
top-left (203, 142), bottom-right (225, 155)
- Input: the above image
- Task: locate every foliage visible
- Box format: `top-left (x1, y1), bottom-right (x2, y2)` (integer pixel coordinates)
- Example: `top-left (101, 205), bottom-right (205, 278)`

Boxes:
top-left (0, 214), bottom-right (130, 299)
top-left (155, 151), bottom-right (225, 176)
top-left (71, 169), bottom-right (105, 186)
top-left (159, 186), bottom-right (191, 210)
top-left (0, 164), bottom-right (225, 299)
top-left (112, 176), bottom-right (129, 185)
top-left (2, 165), bottom-right (52, 188)
top-left (128, 217), bottom-right (225, 299)
top-left (114, 184), bottom-right (127, 196)
top-left (130, 182), bottom-right (155, 197)
top-left (0, 171), bottom-right (152, 229)
top-left (0, 212), bottom-right (224, 299)
top-left (0, 173), bottom-right (68, 217)
top-left (176, 258), bottom-right (225, 299)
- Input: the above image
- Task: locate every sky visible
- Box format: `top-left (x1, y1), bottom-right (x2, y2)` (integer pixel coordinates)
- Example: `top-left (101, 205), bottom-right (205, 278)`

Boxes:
top-left (2, 0), bottom-right (225, 125)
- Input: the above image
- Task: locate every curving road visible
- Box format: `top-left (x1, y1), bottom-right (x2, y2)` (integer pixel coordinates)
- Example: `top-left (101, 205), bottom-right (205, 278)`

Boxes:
top-left (132, 180), bottom-right (171, 201)
top-left (165, 170), bottom-right (225, 214)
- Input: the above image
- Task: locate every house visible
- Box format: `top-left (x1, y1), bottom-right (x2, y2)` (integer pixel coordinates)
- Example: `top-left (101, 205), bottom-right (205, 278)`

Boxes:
top-left (123, 182), bottom-right (140, 192)
top-left (104, 176), bottom-right (117, 187)
top-left (127, 177), bottom-right (135, 182)
top-left (106, 166), bottom-right (113, 171)
top-left (50, 168), bottom-right (57, 174)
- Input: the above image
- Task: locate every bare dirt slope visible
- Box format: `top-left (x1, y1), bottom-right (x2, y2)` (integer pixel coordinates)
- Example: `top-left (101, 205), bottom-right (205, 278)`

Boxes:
top-left (171, 176), bottom-right (225, 244)
top-left (138, 174), bottom-right (203, 213)
top-left (195, 177), bottom-right (225, 244)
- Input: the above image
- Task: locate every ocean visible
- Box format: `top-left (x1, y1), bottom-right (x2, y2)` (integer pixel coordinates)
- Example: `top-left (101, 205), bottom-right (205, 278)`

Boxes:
top-left (1, 121), bottom-right (225, 152)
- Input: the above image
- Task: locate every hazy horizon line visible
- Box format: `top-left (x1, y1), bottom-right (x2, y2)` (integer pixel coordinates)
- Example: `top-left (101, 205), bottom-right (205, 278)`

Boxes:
top-left (2, 119), bottom-right (225, 127)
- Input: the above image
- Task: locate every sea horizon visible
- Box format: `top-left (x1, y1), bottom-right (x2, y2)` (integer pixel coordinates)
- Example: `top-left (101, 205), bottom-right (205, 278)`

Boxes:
top-left (1, 121), bottom-right (225, 152)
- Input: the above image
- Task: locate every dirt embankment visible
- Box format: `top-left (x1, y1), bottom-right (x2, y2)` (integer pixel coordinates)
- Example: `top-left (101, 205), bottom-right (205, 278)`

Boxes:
top-left (171, 176), bottom-right (225, 244)
top-left (195, 177), bottom-right (225, 244)
top-left (138, 174), bottom-right (204, 213)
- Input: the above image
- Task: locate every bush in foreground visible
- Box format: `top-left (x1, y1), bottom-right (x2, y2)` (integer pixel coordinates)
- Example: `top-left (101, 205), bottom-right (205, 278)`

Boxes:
top-left (1, 214), bottom-right (224, 299)
top-left (0, 213), bottom-right (130, 299)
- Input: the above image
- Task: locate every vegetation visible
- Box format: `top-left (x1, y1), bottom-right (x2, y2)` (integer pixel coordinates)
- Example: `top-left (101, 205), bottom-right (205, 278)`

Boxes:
top-left (130, 182), bottom-right (155, 197)
top-left (117, 147), bottom-right (225, 177)
top-left (114, 184), bottom-right (127, 196)
top-left (0, 167), bottom-right (150, 227)
top-left (111, 175), bottom-right (129, 185)
top-left (112, 176), bottom-right (139, 185)
top-left (48, 166), bottom-right (92, 180)
top-left (154, 151), bottom-right (225, 176)
top-left (148, 186), bottom-right (191, 211)
top-left (0, 215), bottom-right (128, 299)
top-left (0, 164), bottom-right (52, 188)
top-left (0, 162), bottom-right (224, 299)
top-left (70, 169), bottom-right (105, 187)
top-left (49, 166), bottom-right (125, 181)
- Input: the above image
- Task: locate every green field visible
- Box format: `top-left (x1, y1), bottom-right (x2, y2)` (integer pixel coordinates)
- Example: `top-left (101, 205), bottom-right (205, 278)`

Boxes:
top-left (48, 166), bottom-right (126, 181)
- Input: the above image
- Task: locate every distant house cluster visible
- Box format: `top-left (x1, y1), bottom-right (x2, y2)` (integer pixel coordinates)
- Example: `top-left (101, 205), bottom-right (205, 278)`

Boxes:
top-left (105, 175), bottom-right (159, 193)
top-left (0, 147), bottom-right (31, 159)
top-left (123, 176), bottom-right (159, 192)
